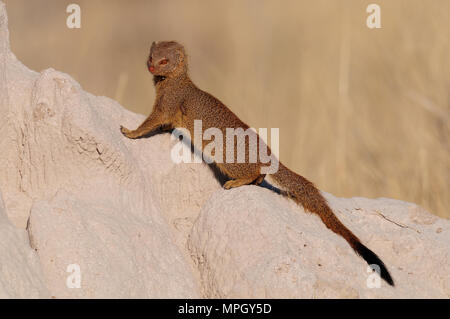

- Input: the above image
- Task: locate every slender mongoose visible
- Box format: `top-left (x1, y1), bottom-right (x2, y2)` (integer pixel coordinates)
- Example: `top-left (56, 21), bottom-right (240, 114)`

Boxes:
top-left (120, 41), bottom-right (394, 286)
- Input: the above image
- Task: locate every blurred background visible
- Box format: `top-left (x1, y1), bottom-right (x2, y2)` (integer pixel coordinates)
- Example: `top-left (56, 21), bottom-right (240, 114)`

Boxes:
top-left (4, 0), bottom-right (449, 218)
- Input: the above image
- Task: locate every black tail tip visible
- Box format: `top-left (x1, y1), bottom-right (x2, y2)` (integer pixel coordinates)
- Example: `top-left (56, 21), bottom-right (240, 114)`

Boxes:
top-left (356, 242), bottom-right (395, 286)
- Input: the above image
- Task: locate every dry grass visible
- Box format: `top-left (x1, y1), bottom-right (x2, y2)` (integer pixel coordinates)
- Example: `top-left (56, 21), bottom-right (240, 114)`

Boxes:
top-left (4, 0), bottom-right (449, 218)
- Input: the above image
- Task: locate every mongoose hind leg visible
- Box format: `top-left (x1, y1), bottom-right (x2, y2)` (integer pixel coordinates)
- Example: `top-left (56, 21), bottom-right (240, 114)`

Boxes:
top-left (254, 174), bottom-right (266, 185)
top-left (223, 174), bottom-right (265, 190)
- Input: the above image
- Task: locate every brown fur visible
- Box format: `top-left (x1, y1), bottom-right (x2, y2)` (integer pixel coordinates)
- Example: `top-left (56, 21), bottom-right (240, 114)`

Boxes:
top-left (120, 41), bottom-right (394, 286)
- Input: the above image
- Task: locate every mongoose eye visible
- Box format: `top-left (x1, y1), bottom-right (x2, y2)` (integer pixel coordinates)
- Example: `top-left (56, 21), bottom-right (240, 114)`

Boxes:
top-left (159, 59), bottom-right (169, 65)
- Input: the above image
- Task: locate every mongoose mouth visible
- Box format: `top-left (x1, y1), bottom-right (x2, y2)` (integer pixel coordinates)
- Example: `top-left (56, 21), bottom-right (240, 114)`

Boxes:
top-left (153, 75), bottom-right (166, 85)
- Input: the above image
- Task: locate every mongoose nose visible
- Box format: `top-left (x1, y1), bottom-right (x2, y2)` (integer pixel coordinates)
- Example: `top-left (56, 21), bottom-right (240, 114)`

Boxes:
top-left (147, 60), bottom-right (155, 73)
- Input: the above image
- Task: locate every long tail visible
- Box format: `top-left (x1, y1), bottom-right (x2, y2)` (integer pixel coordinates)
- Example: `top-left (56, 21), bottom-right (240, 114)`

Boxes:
top-left (271, 163), bottom-right (394, 286)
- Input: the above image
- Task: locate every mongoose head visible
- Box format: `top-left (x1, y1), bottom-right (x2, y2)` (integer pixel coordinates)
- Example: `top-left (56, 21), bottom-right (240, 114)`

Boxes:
top-left (147, 41), bottom-right (187, 78)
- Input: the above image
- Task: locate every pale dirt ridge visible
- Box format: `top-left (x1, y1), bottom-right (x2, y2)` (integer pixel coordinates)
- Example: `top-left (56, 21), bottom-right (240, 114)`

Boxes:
top-left (0, 2), bottom-right (448, 298)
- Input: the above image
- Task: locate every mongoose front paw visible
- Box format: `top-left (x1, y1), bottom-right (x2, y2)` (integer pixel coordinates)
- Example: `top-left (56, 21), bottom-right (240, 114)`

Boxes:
top-left (120, 125), bottom-right (136, 139)
top-left (120, 125), bottom-right (129, 135)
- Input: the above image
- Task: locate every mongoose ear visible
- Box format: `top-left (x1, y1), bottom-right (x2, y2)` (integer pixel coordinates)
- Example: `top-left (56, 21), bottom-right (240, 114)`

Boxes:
top-left (150, 41), bottom-right (156, 52)
top-left (176, 48), bottom-right (186, 63)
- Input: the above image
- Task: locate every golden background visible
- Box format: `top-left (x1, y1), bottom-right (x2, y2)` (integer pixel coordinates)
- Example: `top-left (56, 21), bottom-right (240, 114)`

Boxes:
top-left (4, 0), bottom-right (449, 218)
